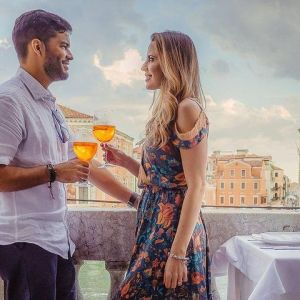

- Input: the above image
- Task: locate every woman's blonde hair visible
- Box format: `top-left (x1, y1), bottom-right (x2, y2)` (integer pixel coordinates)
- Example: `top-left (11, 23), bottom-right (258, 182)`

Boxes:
top-left (145, 31), bottom-right (204, 148)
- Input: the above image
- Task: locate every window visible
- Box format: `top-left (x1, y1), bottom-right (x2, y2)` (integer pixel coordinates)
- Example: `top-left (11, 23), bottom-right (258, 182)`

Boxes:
top-left (220, 182), bottom-right (225, 189)
top-left (254, 182), bottom-right (258, 190)
top-left (241, 196), bottom-right (245, 205)
top-left (261, 197), bottom-right (267, 204)
top-left (253, 196), bottom-right (258, 205)
top-left (230, 196), bottom-right (234, 205)
top-left (275, 172), bottom-right (278, 177)
top-left (241, 169), bottom-right (246, 177)
top-left (220, 196), bottom-right (225, 204)
top-left (230, 169), bottom-right (235, 177)
top-left (230, 182), bottom-right (234, 189)
top-left (241, 182), bottom-right (246, 189)
top-left (78, 186), bottom-right (88, 200)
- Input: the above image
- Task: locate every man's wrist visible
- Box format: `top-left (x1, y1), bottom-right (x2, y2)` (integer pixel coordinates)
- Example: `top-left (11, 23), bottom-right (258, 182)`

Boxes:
top-left (46, 164), bottom-right (56, 182)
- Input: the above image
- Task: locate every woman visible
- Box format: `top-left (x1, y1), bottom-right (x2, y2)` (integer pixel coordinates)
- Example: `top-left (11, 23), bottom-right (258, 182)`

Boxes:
top-left (105, 31), bottom-right (211, 299)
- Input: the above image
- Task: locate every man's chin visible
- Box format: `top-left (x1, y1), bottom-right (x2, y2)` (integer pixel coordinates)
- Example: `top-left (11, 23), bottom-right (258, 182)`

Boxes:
top-left (60, 72), bottom-right (69, 80)
top-left (52, 72), bottom-right (69, 81)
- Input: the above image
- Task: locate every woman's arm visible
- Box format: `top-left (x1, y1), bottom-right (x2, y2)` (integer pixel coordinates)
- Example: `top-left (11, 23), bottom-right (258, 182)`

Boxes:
top-left (102, 144), bottom-right (141, 177)
top-left (164, 99), bottom-right (208, 289)
top-left (171, 138), bottom-right (207, 254)
top-left (89, 160), bottom-right (139, 208)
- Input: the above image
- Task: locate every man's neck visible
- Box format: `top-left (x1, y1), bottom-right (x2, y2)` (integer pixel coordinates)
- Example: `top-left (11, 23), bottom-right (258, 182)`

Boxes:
top-left (20, 64), bottom-right (51, 89)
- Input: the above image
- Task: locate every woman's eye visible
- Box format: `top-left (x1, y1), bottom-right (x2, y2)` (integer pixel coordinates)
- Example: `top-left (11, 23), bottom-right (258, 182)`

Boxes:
top-left (148, 56), bottom-right (154, 62)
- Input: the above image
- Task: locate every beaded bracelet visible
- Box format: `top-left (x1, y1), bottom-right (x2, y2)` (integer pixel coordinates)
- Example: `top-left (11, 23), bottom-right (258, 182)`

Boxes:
top-left (169, 253), bottom-right (189, 262)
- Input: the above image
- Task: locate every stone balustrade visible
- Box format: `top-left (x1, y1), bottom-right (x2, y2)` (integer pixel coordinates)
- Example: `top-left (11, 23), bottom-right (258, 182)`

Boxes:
top-left (0, 207), bottom-right (299, 300)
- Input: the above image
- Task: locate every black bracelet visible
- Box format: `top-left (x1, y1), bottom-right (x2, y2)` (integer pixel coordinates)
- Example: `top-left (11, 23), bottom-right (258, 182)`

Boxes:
top-left (47, 164), bottom-right (56, 182)
top-left (127, 192), bottom-right (140, 208)
top-left (46, 164), bottom-right (56, 199)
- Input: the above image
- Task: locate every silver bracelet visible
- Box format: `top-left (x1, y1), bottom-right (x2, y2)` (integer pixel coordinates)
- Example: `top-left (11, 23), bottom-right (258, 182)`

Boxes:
top-left (169, 253), bottom-right (189, 262)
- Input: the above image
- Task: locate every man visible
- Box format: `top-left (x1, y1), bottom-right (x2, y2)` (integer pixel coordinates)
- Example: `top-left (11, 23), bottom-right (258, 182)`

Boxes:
top-left (0, 9), bottom-right (141, 300)
top-left (0, 10), bottom-right (89, 300)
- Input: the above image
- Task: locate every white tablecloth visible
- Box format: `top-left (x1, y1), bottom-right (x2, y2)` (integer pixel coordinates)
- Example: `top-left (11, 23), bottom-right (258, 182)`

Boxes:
top-left (212, 235), bottom-right (300, 300)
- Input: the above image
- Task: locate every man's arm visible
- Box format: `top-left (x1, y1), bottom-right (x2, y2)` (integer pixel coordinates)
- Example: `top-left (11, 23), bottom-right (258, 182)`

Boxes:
top-left (0, 95), bottom-right (90, 192)
top-left (0, 159), bottom-right (89, 192)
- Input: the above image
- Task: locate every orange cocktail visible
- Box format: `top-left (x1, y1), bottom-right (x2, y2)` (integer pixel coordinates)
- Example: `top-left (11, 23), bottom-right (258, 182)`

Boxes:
top-left (73, 141), bottom-right (98, 161)
top-left (93, 125), bottom-right (116, 143)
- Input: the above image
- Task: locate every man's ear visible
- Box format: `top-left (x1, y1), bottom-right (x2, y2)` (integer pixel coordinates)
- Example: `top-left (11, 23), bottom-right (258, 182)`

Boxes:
top-left (31, 39), bottom-right (45, 57)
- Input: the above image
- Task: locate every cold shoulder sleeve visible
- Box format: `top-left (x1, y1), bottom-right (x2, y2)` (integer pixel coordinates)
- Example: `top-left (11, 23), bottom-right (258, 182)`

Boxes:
top-left (172, 111), bottom-right (209, 149)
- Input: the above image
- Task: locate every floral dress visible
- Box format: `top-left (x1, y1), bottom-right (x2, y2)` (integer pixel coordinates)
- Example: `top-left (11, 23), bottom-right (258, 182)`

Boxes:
top-left (114, 110), bottom-right (212, 300)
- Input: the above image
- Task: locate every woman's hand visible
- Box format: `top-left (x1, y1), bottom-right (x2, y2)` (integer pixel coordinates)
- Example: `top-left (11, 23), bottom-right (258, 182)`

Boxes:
top-left (164, 256), bottom-right (188, 289)
top-left (101, 143), bottom-right (128, 167)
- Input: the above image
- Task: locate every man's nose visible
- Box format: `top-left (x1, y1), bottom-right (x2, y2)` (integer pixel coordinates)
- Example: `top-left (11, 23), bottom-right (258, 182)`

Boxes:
top-left (67, 49), bottom-right (74, 60)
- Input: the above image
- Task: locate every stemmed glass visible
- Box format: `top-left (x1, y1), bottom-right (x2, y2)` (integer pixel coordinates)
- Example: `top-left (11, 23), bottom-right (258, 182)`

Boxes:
top-left (93, 110), bottom-right (116, 168)
top-left (73, 128), bottom-right (98, 186)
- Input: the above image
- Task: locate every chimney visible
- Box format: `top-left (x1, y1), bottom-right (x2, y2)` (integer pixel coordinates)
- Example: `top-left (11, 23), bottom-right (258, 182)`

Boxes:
top-left (236, 149), bottom-right (248, 155)
top-left (213, 150), bottom-right (221, 157)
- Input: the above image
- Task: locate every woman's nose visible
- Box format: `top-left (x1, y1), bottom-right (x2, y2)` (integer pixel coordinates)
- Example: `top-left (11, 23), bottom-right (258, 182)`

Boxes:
top-left (141, 61), bottom-right (147, 72)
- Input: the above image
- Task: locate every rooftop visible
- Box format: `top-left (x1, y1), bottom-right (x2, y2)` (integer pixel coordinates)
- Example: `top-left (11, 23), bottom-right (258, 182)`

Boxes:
top-left (58, 105), bottom-right (93, 119)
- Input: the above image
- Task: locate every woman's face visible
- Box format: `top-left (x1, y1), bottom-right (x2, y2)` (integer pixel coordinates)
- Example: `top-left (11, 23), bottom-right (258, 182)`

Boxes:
top-left (141, 41), bottom-right (164, 90)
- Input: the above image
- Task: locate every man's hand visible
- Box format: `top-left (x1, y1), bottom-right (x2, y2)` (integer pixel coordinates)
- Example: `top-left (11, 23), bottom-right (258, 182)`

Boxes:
top-left (55, 159), bottom-right (89, 183)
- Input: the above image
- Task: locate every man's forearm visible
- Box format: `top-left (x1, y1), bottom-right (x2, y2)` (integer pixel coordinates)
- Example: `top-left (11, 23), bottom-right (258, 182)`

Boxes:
top-left (89, 163), bottom-right (132, 203)
top-left (0, 165), bottom-right (49, 192)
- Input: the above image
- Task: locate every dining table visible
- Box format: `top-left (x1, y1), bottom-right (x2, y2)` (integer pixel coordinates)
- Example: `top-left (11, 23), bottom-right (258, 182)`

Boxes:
top-left (211, 234), bottom-right (300, 300)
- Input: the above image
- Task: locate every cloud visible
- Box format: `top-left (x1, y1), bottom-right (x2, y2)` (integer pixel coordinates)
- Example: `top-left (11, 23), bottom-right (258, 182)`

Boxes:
top-left (0, 38), bottom-right (11, 49)
top-left (210, 59), bottom-right (230, 76)
top-left (192, 0), bottom-right (300, 80)
top-left (93, 48), bottom-right (144, 87)
top-left (206, 95), bottom-right (298, 180)
top-left (205, 95), bottom-right (217, 108)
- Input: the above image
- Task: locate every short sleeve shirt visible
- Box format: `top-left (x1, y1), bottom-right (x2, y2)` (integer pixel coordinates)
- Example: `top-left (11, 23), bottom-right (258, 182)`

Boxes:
top-left (0, 68), bottom-right (75, 259)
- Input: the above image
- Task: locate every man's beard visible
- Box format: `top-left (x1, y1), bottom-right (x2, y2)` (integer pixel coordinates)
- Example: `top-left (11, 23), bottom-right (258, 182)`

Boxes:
top-left (44, 54), bottom-right (68, 81)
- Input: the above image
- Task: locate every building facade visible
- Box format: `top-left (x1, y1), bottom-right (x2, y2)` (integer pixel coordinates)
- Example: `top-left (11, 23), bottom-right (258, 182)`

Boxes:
top-left (212, 149), bottom-right (288, 207)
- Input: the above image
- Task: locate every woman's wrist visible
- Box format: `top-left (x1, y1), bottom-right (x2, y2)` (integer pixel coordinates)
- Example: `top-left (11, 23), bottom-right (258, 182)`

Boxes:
top-left (170, 245), bottom-right (187, 257)
top-left (120, 153), bottom-right (131, 169)
top-left (127, 192), bottom-right (140, 208)
top-left (169, 252), bottom-right (189, 263)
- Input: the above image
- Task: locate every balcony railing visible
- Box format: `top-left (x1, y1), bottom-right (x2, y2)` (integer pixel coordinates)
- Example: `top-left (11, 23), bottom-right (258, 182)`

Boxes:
top-left (0, 207), bottom-right (299, 300)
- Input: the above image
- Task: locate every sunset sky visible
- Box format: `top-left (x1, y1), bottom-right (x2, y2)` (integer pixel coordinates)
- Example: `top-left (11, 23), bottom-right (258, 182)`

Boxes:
top-left (0, 0), bottom-right (299, 181)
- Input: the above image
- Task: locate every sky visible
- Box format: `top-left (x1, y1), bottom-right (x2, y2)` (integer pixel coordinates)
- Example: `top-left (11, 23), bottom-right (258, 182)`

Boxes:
top-left (0, 0), bottom-right (299, 181)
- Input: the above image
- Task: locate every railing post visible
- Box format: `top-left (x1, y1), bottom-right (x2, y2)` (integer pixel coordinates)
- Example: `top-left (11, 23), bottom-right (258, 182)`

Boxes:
top-left (105, 261), bottom-right (129, 300)
top-left (0, 279), bottom-right (4, 300)
top-left (211, 277), bottom-right (221, 300)
top-left (73, 258), bottom-right (84, 300)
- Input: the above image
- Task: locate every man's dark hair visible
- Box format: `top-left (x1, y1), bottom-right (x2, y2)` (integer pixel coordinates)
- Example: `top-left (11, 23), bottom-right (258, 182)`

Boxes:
top-left (12, 9), bottom-right (72, 59)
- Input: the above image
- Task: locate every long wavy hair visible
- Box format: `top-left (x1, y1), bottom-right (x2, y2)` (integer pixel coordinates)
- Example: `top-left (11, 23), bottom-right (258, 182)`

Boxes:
top-left (145, 31), bottom-right (205, 148)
